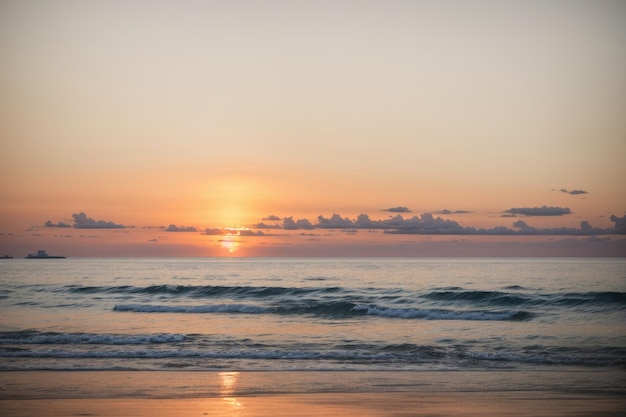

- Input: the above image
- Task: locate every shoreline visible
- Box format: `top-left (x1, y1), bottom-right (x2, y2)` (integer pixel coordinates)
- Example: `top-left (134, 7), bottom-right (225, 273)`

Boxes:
top-left (2, 368), bottom-right (625, 398)
top-left (1, 369), bottom-right (624, 416)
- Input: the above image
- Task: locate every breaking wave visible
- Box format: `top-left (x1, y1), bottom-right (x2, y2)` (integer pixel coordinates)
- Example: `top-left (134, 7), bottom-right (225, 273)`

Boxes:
top-left (113, 302), bottom-right (531, 321)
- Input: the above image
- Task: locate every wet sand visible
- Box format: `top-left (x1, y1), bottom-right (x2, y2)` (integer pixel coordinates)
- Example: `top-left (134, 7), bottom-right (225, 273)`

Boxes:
top-left (1, 370), bottom-right (624, 416)
top-left (2, 392), bottom-right (625, 417)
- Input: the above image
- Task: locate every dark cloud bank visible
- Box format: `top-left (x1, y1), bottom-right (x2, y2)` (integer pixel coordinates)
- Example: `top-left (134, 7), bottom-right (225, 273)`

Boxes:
top-left (255, 213), bottom-right (626, 236)
top-left (43, 211), bottom-right (626, 237)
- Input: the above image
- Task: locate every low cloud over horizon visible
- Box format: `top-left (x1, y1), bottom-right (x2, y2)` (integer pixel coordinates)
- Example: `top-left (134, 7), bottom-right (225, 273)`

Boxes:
top-left (203, 228), bottom-right (268, 237)
top-left (165, 225), bottom-right (198, 232)
top-left (45, 212), bottom-right (127, 229)
top-left (254, 213), bottom-right (626, 236)
top-left (41, 210), bottom-right (626, 237)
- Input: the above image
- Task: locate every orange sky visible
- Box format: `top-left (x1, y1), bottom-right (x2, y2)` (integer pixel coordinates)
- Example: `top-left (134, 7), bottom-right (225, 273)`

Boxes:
top-left (1, 0), bottom-right (625, 257)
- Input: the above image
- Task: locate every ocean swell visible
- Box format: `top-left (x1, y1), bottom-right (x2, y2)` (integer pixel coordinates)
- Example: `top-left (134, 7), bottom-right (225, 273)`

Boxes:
top-left (353, 305), bottom-right (531, 321)
top-left (113, 302), bottom-right (532, 321)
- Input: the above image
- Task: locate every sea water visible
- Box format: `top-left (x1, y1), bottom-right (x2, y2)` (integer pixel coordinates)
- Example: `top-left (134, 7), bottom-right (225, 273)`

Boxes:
top-left (0, 258), bottom-right (624, 372)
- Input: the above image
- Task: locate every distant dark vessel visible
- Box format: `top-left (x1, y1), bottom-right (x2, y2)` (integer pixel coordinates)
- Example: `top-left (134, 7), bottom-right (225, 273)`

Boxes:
top-left (25, 250), bottom-right (66, 259)
top-left (1, 255), bottom-right (13, 259)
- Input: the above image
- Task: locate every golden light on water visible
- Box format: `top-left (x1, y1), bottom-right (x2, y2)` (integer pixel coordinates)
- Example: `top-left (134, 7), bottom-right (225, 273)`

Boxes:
top-left (218, 372), bottom-right (240, 396)
top-left (218, 372), bottom-right (243, 414)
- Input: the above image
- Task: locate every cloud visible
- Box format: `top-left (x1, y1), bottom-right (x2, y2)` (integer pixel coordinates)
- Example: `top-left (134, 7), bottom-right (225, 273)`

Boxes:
top-left (317, 214), bottom-right (355, 229)
top-left (383, 206), bottom-right (412, 213)
top-left (274, 213), bottom-right (471, 233)
top-left (283, 217), bottom-right (314, 230)
top-left (44, 220), bottom-right (72, 228)
top-left (238, 229), bottom-right (266, 236)
top-left (165, 224), bottom-right (197, 232)
top-left (435, 209), bottom-right (472, 215)
top-left (72, 212), bottom-right (126, 228)
top-left (202, 227), bottom-right (269, 236)
top-left (45, 213), bottom-right (127, 228)
top-left (203, 228), bottom-right (224, 235)
top-left (504, 206), bottom-right (571, 216)
top-left (559, 188), bottom-right (588, 195)
top-left (512, 220), bottom-right (531, 230)
top-left (249, 211), bottom-right (626, 236)
top-left (262, 215), bottom-right (282, 221)
top-left (610, 215), bottom-right (626, 234)
top-left (253, 222), bottom-right (283, 229)
top-left (380, 213), bottom-right (477, 234)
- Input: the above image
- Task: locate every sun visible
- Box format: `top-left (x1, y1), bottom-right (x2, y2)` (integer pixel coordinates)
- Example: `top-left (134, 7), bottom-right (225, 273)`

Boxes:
top-left (219, 234), bottom-right (240, 253)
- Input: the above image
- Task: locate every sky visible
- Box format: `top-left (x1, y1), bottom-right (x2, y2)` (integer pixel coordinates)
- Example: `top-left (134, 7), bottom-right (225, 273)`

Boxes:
top-left (1, 0), bottom-right (625, 257)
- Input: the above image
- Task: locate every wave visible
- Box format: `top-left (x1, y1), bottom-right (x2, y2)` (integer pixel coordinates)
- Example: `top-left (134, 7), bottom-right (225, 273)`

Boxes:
top-left (70, 284), bottom-right (343, 299)
top-left (2, 329), bottom-right (622, 369)
top-left (2, 343), bottom-right (621, 367)
top-left (114, 303), bottom-right (268, 314)
top-left (62, 284), bottom-right (626, 309)
top-left (113, 302), bottom-right (360, 316)
top-left (353, 305), bottom-right (531, 321)
top-left (421, 289), bottom-right (626, 308)
top-left (555, 291), bottom-right (626, 307)
top-left (0, 347), bottom-right (428, 362)
top-left (33, 284), bottom-right (626, 315)
top-left (422, 290), bottom-right (532, 306)
top-left (503, 285), bottom-right (527, 290)
top-left (0, 331), bottom-right (185, 345)
top-left (113, 302), bottom-right (531, 321)
top-left (464, 350), bottom-right (626, 366)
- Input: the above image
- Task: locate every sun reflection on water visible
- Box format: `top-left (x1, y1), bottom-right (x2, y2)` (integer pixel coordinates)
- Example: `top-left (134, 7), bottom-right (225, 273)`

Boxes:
top-left (218, 372), bottom-right (244, 414)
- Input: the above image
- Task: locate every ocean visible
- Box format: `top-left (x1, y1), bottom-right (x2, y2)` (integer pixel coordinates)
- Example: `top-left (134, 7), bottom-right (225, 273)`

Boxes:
top-left (1, 258), bottom-right (625, 373)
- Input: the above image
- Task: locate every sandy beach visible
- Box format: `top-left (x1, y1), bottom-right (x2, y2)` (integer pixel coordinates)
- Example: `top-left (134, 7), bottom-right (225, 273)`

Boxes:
top-left (1, 370), bottom-right (624, 416)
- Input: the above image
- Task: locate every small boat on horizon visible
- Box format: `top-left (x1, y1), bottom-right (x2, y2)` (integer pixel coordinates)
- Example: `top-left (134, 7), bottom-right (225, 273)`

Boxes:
top-left (1, 255), bottom-right (13, 259)
top-left (25, 250), bottom-right (66, 259)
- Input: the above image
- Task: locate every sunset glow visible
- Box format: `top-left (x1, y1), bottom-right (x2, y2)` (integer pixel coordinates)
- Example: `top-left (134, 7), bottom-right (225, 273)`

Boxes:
top-left (1, 0), bottom-right (624, 257)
